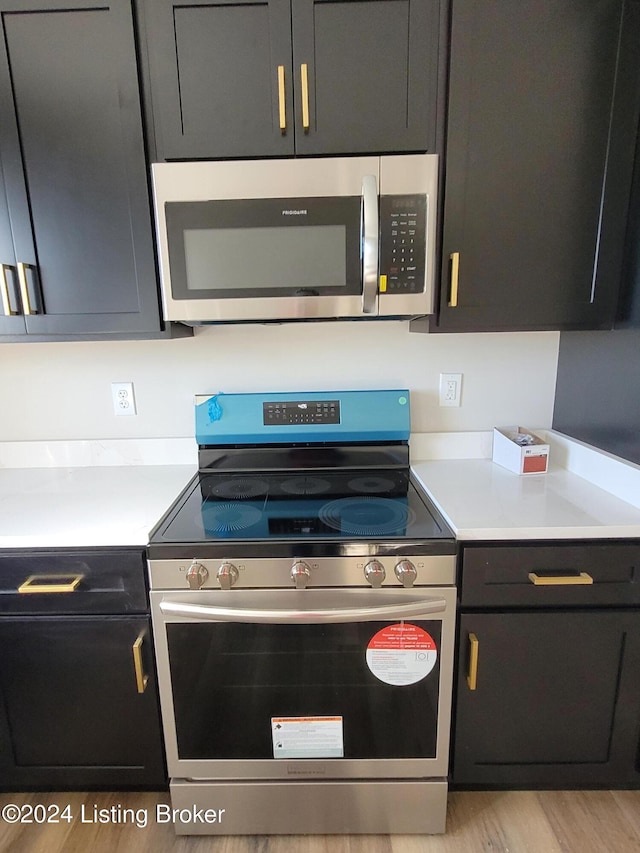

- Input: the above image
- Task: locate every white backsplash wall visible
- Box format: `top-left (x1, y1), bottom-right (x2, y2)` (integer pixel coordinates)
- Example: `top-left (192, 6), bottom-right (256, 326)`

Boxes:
top-left (0, 322), bottom-right (559, 441)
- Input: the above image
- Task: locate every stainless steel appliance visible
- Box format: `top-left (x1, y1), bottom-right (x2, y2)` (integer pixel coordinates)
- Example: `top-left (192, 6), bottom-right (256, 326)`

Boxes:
top-left (151, 156), bottom-right (438, 324)
top-left (148, 390), bottom-right (456, 835)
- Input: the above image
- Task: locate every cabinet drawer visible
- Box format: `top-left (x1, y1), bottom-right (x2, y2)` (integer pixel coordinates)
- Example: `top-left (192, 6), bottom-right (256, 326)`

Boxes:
top-left (460, 542), bottom-right (640, 607)
top-left (0, 548), bottom-right (148, 615)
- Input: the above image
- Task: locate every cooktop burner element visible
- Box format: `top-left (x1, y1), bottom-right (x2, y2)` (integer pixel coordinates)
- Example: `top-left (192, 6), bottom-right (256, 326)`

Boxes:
top-left (211, 477), bottom-right (269, 499)
top-left (280, 475), bottom-right (331, 495)
top-left (347, 474), bottom-right (397, 494)
top-left (202, 503), bottom-right (264, 534)
top-left (318, 496), bottom-right (416, 536)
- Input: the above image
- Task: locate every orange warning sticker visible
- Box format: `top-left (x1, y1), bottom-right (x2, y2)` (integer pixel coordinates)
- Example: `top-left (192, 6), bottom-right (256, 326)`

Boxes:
top-left (271, 715), bottom-right (344, 759)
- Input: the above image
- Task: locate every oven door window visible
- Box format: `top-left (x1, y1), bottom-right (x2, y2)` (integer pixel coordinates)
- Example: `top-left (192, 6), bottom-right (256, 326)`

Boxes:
top-left (166, 620), bottom-right (442, 761)
top-left (165, 197), bottom-right (362, 300)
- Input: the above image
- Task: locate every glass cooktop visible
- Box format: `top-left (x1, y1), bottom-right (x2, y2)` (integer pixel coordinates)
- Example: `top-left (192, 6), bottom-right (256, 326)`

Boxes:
top-left (152, 469), bottom-right (452, 544)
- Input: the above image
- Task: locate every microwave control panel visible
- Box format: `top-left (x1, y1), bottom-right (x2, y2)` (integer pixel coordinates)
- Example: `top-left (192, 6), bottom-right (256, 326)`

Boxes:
top-left (379, 195), bottom-right (427, 294)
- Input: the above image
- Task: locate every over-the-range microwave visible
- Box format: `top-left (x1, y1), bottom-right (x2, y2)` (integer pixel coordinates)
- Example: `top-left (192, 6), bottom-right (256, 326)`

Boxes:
top-left (151, 155), bottom-right (438, 325)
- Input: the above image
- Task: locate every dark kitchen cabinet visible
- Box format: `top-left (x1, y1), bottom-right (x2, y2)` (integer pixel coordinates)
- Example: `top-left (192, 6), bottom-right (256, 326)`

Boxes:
top-left (0, 0), bottom-right (165, 339)
top-left (429, 0), bottom-right (640, 332)
top-left (452, 542), bottom-right (640, 789)
top-left (0, 548), bottom-right (166, 790)
top-left (549, 124), bottom-right (640, 469)
top-left (140, 0), bottom-right (442, 161)
top-left (291, 0), bottom-right (441, 157)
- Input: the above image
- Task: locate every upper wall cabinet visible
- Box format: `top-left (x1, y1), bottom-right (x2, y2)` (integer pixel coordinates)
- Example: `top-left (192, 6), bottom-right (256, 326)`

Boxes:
top-left (0, 0), bottom-right (164, 338)
top-left (432, 0), bottom-right (640, 332)
top-left (141, 0), bottom-right (443, 160)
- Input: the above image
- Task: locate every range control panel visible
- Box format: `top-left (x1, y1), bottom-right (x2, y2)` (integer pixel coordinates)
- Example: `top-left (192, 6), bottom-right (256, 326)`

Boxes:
top-left (379, 194), bottom-right (427, 294)
top-left (195, 389), bottom-right (410, 445)
top-left (263, 399), bottom-right (340, 425)
top-left (149, 554), bottom-right (457, 590)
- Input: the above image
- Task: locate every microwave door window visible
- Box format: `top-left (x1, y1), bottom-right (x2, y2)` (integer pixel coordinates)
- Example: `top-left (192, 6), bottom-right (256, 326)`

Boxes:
top-left (183, 225), bottom-right (346, 294)
top-left (165, 197), bottom-right (362, 300)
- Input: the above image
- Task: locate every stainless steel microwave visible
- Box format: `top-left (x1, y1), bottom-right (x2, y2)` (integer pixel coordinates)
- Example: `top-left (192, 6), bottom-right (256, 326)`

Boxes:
top-left (151, 155), bottom-right (438, 324)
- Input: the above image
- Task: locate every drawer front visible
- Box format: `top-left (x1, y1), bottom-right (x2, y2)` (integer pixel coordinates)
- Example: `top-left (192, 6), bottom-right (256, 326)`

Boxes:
top-left (0, 548), bottom-right (148, 614)
top-left (460, 542), bottom-right (640, 607)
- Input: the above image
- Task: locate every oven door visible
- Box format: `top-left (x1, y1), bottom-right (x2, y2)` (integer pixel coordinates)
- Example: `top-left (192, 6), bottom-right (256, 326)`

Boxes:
top-left (152, 158), bottom-right (380, 323)
top-left (150, 587), bottom-right (455, 781)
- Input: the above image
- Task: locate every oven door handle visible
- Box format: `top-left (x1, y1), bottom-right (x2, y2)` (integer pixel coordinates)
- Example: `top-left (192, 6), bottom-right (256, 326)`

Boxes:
top-left (159, 597), bottom-right (447, 624)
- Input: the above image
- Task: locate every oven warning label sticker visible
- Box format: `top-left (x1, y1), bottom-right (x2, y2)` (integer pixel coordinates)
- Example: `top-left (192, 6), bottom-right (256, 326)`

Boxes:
top-left (271, 716), bottom-right (344, 759)
top-left (366, 623), bottom-right (437, 686)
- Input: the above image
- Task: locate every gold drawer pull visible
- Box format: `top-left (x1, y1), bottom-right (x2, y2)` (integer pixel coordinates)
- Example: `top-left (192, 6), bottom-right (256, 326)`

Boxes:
top-left (466, 632), bottom-right (479, 691)
top-left (301, 63), bottom-right (310, 131)
top-left (528, 572), bottom-right (594, 586)
top-left (17, 262), bottom-right (40, 315)
top-left (449, 252), bottom-right (460, 307)
top-left (18, 573), bottom-right (84, 593)
top-left (277, 65), bottom-right (286, 131)
top-left (132, 632), bottom-right (149, 694)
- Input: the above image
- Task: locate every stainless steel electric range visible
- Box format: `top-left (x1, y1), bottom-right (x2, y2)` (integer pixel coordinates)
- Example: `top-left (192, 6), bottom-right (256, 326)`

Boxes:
top-left (147, 390), bottom-right (456, 835)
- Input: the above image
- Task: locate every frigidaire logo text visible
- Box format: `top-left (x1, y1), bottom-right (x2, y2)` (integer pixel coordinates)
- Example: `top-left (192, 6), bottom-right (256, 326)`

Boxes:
top-left (282, 209), bottom-right (308, 215)
top-left (287, 765), bottom-right (326, 776)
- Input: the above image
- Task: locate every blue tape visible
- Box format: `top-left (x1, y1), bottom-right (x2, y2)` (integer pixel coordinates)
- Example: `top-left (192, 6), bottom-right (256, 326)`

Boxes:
top-left (207, 395), bottom-right (223, 423)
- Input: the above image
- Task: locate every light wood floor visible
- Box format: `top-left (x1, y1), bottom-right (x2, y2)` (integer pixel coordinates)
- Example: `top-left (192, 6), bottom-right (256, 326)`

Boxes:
top-left (1, 790), bottom-right (639, 852)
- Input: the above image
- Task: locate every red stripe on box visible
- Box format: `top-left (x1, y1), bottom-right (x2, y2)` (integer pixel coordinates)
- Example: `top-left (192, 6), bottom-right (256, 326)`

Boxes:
top-left (523, 454), bottom-right (547, 473)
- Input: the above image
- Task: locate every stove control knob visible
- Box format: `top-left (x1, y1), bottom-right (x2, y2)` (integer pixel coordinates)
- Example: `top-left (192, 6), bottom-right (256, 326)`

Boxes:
top-left (395, 559), bottom-right (418, 588)
top-left (217, 562), bottom-right (239, 590)
top-left (291, 561), bottom-right (311, 590)
top-left (186, 560), bottom-right (209, 590)
top-left (364, 559), bottom-right (386, 588)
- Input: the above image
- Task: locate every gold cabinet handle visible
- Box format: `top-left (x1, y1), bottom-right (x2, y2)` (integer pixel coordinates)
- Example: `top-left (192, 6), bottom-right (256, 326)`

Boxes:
top-left (528, 572), bottom-right (594, 586)
top-left (132, 632), bottom-right (149, 694)
top-left (449, 252), bottom-right (460, 307)
top-left (17, 262), bottom-right (40, 315)
top-left (466, 632), bottom-right (479, 690)
top-left (1, 264), bottom-right (19, 315)
top-left (277, 65), bottom-right (287, 132)
top-left (18, 573), bottom-right (84, 593)
top-left (300, 63), bottom-right (310, 132)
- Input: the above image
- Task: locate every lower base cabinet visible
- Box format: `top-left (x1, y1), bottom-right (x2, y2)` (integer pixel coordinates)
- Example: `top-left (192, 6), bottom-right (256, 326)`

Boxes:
top-left (0, 549), bottom-right (166, 790)
top-left (452, 542), bottom-right (640, 789)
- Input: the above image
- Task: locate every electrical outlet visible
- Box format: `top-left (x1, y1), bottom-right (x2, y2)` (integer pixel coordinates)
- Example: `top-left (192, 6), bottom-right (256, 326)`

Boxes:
top-left (439, 373), bottom-right (462, 407)
top-left (111, 382), bottom-right (137, 416)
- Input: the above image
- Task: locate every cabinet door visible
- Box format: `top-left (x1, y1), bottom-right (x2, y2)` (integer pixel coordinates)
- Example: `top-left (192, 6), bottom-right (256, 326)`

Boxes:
top-left (0, 162), bottom-right (24, 335)
top-left (0, 0), bottom-right (162, 336)
top-left (437, 0), bottom-right (640, 332)
top-left (0, 616), bottom-right (166, 790)
top-left (292, 0), bottom-right (440, 156)
top-left (617, 101), bottom-right (640, 327)
top-left (453, 611), bottom-right (640, 788)
top-left (143, 0), bottom-right (295, 160)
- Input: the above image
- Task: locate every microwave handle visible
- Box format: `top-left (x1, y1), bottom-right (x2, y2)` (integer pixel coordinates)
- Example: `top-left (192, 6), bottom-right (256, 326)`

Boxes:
top-left (361, 174), bottom-right (379, 314)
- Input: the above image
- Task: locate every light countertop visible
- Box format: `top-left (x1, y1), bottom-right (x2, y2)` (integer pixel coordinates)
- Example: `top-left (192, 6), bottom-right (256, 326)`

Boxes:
top-left (0, 465), bottom-right (195, 549)
top-left (411, 458), bottom-right (640, 540)
top-left (1, 432), bottom-right (640, 549)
